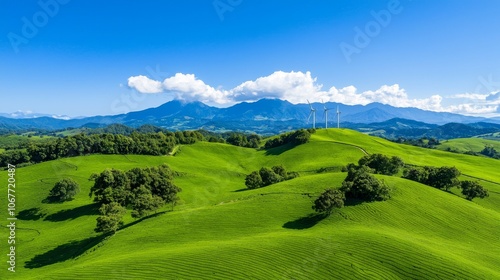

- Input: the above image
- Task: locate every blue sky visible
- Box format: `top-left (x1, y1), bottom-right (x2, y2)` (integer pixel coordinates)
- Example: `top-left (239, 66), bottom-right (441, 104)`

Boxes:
top-left (1, 0), bottom-right (500, 117)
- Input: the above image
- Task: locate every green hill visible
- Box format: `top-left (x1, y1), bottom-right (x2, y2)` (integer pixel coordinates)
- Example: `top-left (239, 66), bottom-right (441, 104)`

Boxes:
top-left (438, 137), bottom-right (500, 154)
top-left (1, 129), bottom-right (499, 279)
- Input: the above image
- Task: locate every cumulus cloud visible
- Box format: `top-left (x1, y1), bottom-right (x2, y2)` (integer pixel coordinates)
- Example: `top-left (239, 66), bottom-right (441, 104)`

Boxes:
top-left (126, 71), bottom-right (500, 117)
top-left (230, 71), bottom-right (322, 103)
top-left (127, 75), bottom-right (163, 94)
top-left (163, 73), bottom-right (230, 104)
top-left (323, 84), bottom-right (444, 112)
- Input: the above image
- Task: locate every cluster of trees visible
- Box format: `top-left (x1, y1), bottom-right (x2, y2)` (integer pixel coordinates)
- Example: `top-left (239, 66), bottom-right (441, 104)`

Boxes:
top-left (89, 164), bottom-right (181, 233)
top-left (313, 153), bottom-right (404, 215)
top-left (354, 154), bottom-right (404, 176)
top-left (460, 181), bottom-right (489, 201)
top-left (46, 178), bottom-right (80, 203)
top-left (340, 166), bottom-right (391, 201)
top-left (443, 144), bottom-right (500, 158)
top-left (312, 189), bottom-right (345, 215)
top-left (0, 131), bottom-right (205, 167)
top-left (403, 166), bottom-right (461, 191)
top-left (480, 145), bottom-right (500, 159)
top-left (95, 202), bottom-right (127, 233)
top-left (245, 165), bottom-right (299, 189)
top-left (403, 165), bottom-right (489, 200)
top-left (226, 133), bottom-right (262, 148)
top-left (394, 137), bottom-right (440, 148)
top-left (263, 129), bottom-right (312, 149)
top-left (313, 166), bottom-right (390, 215)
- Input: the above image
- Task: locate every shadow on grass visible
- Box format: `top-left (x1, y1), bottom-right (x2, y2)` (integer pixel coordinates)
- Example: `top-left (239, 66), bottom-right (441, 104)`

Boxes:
top-left (264, 143), bottom-right (297, 156)
top-left (25, 233), bottom-right (111, 269)
top-left (26, 210), bottom-right (171, 269)
top-left (344, 198), bottom-right (364, 207)
top-left (283, 213), bottom-right (328, 230)
top-left (119, 211), bottom-right (169, 231)
top-left (17, 208), bottom-right (46, 221)
top-left (44, 204), bottom-right (100, 222)
top-left (41, 197), bottom-right (77, 204)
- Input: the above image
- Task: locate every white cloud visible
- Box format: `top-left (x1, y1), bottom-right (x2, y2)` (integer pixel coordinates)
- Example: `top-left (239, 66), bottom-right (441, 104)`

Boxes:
top-left (444, 104), bottom-right (498, 115)
top-left (127, 75), bottom-right (163, 94)
top-left (323, 84), bottom-right (444, 112)
top-left (449, 93), bottom-right (489, 100)
top-left (126, 71), bottom-right (500, 117)
top-left (230, 71), bottom-right (322, 103)
top-left (163, 73), bottom-right (230, 104)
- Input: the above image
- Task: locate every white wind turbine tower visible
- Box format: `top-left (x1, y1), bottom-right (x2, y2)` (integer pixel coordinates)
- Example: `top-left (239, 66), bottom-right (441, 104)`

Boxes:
top-left (323, 100), bottom-right (331, 129)
top-left (307, 100), bottom-right (316, 129)
top-left (336, 106), bottom-right (341, 129)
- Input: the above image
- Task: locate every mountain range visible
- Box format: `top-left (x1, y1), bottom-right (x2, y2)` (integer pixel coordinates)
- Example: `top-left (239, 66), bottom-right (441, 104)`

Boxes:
top-left (1, 99), bottom-right (500, 137)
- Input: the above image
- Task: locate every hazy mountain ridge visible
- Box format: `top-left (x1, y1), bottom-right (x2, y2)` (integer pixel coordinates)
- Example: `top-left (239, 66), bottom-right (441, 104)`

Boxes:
top-left (1, 99), bottom-right (499, 137)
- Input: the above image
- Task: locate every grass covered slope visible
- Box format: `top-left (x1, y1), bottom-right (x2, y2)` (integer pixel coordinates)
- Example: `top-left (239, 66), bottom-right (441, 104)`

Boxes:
top-left (437, 137), bottom-right (500, 154)
top-left (1, 129), bottom-right (499, 279)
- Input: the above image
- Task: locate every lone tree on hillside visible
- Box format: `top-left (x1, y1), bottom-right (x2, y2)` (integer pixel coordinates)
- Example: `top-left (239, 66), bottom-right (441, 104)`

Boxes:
top-left (312, 189), bottom-right (345, 215)
top-left (460, 181), bottom-right (489, 201)
top-left (47, 178), bottom-right (80, 202)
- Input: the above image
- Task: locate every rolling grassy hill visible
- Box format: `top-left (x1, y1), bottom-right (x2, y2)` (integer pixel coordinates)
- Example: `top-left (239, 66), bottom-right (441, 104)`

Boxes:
top-left (1, 129), bottom-right (499, 279)
top-left (437, 137), bottom-right (500, 154)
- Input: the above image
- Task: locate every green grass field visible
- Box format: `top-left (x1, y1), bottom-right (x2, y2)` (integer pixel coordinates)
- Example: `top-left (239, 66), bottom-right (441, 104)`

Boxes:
top-left (0, 135), bottom-right (54, 149)
top-left (1, 129), bottom-right (499, 279)
top-left (438, 137), bottom-right (500, 154)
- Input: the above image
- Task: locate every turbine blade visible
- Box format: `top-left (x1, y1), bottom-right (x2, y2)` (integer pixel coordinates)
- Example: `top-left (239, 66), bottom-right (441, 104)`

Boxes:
top-left (307, 111), bottom-right (313, 123)
top-left (307, 99), bottom-right (313, 110)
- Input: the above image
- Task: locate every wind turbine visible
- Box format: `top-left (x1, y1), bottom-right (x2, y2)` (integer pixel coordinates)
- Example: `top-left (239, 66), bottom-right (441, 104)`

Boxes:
top-left (336, 106), bottom-right (341, 129)
top-left (307, 100), bottom-right (316, 129)
top-left (323, 100), bottom-right (331, 129)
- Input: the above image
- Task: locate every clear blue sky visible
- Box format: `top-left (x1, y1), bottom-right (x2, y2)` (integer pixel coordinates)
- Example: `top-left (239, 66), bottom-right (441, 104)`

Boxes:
top-left (1, 0), bottom-right (500, 117)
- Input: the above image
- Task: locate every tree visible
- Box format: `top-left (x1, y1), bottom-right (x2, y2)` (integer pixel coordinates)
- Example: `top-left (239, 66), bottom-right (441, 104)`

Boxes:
top-left (245, 165), bottom-right (298, 189)
top-left (271, 165), bottom-right (288, 178)
top-left (358, 154), bottom-right (404, 175)
top-left (148, 164), bottom-right (181, 209)
top-left (90, 164), bottom-right (181, 216)
top-left (312, 189), bottom-right (345, 215)
top-left (340, 167), bottom-right (390, 201)
top-left (259, 167), bottom-right (283, 186)
top-left (95, 202), bottom-right (126, 233)
top-left (263, 129), bottom-right (311, 149)
top-left (131, 186), bottom-right (165, 218)
top-left (403, 166), bottom-right (461, 191)
top-left (89, 169), bottom-right (131, 205)
top-left (425, 166), bottom-right (461, 191)
top-left (480, 145), bottom-right (499, 159)
top-left (403, 167), bottom-right (429, 184)
top-left (245, 171), bottom-right (263, 189)
top-left (47, 178), bottom-right (80, 202)
top-left (460, 181), bottom-right (489, 201)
